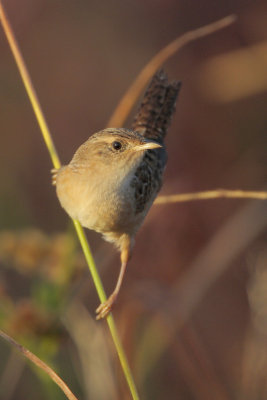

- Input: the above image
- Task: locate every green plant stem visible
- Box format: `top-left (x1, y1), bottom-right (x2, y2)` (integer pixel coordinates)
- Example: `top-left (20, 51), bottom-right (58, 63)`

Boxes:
top-left (0, 3), bottom-right (60, 169)
top-left (73, 220), bottom-right (139, 399)
top-left (0, 3), bottom-right (139, 400)
top-left (72, 220), bottom-right (106, 302)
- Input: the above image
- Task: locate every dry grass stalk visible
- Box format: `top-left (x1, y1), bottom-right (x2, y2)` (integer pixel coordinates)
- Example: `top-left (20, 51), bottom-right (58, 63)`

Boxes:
top-left (0, 329), bottom-right (78, 400)
top-left (108, 15), bottom-right (236, 127)
top-left (155, 189), bottom-right (267, 204)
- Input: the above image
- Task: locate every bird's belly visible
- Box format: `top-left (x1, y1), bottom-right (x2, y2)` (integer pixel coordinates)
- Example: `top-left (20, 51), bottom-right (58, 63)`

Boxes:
top-left (57, 169), bottom-right (137, 235)
top-left (80, 189), bottom-right (137, 234)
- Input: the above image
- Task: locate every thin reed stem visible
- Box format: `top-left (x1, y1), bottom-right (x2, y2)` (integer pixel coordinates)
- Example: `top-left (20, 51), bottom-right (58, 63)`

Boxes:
top-left (73, 221), bottom-right (140, 399)
top-left (155, 189), bottom-right (267, 205)
top-left (108, 15), bottom-right (236, 127)
top-left (0, 4), bottom-right (60, 169)
top-left (0, 329), bottom-right (78, 400)
top-left (0, 3), bottom-right (139, 400)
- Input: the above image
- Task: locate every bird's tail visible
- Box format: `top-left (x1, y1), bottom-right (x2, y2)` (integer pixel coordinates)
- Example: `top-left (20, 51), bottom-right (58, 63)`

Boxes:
top-left (131, 70), bottom-right (181, 143)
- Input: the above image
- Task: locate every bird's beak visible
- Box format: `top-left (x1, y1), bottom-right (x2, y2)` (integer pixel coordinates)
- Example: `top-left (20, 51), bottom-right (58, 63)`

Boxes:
top-left (133, 141), bottom-right (162, 152)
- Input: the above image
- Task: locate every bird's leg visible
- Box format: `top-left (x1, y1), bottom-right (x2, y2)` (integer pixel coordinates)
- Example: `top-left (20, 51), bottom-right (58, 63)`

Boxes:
top-left (96, 236), bottom-right (132, 320)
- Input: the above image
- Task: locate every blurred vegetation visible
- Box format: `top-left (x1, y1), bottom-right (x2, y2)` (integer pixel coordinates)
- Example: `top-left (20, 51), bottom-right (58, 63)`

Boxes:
top-left (0, 229), bottom-right (84, 399)
top-left (0, 0), bottom-right (267, 399)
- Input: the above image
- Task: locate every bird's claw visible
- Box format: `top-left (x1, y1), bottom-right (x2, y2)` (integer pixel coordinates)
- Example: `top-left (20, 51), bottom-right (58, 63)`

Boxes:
top-left (51, 168), bottom-right (58, 186)
top-left (95, 294), bottom-right (117, 320)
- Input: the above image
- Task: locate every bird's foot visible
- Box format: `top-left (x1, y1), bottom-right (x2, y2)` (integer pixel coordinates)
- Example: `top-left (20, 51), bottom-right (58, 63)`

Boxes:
top-left (96, 293), bottom-right (117, 320)
top-left (51, 168), bottom-right (59, 186)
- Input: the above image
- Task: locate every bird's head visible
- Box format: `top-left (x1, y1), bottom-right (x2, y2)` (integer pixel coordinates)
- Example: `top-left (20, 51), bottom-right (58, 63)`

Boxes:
top-left (70, 128), bottom-right (162, 170)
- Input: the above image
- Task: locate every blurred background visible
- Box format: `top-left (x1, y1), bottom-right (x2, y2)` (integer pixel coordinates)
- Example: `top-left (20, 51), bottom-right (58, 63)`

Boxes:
top-left (0, 0), bottom-right (267, 399)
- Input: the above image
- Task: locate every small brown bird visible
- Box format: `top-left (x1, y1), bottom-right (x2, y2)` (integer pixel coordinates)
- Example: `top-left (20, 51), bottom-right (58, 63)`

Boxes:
top-left (53, 71), bottom-right (181, 319)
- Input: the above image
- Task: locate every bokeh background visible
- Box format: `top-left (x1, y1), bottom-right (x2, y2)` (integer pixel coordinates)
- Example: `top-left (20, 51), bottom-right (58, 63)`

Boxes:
top-left (0, 0), bottom-right (267, 399)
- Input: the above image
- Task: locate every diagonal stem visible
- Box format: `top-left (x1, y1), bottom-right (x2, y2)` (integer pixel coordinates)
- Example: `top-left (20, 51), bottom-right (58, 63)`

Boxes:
top-left (0, 3), bottom-right (139, 400)
top-left (0, 329), bottom-right (78, 400)
top-left (0, 3), bottom-right (60, 170)
top-left (108, 15), bottom-right (236, 127)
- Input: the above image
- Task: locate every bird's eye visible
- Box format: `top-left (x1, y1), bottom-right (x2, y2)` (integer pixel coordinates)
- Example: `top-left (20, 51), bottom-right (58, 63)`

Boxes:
top-left (112, 141), bottom-right (122, 150)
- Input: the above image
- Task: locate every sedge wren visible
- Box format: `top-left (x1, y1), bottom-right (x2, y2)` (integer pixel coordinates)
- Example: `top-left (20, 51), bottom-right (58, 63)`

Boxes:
top-left (52, 71), bottom-right (181, 319)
